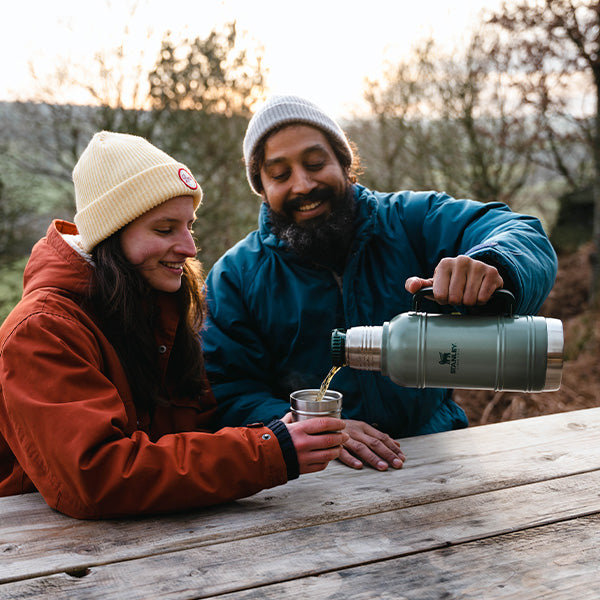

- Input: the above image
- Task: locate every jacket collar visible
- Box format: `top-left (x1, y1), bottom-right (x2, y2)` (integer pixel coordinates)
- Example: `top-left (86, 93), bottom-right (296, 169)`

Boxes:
top-left (22, 220), bottom-right (94, 299)
top-left (350, 185), bottom-right (378, 250)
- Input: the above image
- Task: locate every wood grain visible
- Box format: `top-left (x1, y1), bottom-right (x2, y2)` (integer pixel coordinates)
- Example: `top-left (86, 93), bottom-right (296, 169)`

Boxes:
top-left (2, 408), bottom-right (600, 599)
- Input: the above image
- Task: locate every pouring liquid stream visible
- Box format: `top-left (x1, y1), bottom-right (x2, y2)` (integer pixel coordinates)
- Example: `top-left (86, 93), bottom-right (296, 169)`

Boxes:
top-left (315, 366), bottom-right (341, 402)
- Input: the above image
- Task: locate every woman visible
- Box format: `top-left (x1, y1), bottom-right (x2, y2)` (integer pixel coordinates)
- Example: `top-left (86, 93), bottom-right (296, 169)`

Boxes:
top-left (0, 131), bottom-right (346, 519)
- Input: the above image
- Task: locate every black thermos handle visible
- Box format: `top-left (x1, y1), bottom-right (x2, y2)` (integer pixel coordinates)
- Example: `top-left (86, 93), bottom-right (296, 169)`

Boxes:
top-left (411, 286), bottom-right (516, 317)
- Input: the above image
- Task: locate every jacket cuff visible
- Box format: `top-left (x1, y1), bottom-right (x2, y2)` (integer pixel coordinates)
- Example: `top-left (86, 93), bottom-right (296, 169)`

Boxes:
top-left (267, 419), bottom-right (300, 481)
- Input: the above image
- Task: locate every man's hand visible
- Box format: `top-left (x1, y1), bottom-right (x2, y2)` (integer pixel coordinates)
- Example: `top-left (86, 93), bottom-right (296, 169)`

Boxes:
top-left (405, 255), bottom-right (503, 307)
top-left (339, 420), bottom-right (406, 471)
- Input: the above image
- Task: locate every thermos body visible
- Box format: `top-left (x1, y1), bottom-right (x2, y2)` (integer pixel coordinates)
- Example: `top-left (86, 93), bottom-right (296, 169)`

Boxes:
top-left (333, 312), bottom-right (563, 392)
top-left (383, 312), bottom-right (562, 391)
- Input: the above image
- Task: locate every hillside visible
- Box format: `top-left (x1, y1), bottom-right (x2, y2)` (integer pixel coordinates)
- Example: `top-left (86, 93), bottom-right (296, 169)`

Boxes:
top-left (454, 243), bottom-right (600, 425)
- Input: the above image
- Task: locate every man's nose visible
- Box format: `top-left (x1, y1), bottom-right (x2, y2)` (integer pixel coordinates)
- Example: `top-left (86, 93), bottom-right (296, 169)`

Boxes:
top-left (290, 168), bottom-right (317, 195)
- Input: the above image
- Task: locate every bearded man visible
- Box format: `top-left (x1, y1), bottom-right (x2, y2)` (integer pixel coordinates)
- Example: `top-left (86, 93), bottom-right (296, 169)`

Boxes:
top-left (202, 95), bottom-right (557, 471)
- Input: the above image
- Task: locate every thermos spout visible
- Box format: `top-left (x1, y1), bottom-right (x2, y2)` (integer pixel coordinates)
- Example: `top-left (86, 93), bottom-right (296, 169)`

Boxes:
top-left (332, 327), bottom-right (383, 370)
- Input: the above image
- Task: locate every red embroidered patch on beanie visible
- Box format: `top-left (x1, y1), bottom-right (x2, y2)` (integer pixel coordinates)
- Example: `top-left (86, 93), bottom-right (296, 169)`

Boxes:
top-left (179, 168), bottom-right (198, 190)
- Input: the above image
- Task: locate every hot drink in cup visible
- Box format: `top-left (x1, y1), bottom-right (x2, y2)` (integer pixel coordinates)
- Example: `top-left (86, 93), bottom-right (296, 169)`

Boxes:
top-left (289, 389), bottom-right (342, 421)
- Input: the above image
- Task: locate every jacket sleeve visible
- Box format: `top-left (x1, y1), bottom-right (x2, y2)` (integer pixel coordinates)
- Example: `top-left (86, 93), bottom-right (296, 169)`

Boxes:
top-left (0, 311), bottom-right (289, 519)
top-left (396, 191), bottom-right (558, 314)
top-left (202, 255), bottom-right (292, 428)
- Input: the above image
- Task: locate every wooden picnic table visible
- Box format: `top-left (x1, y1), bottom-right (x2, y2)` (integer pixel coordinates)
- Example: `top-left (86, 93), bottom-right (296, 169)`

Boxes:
top-left (2, 406), bottom-right (600, 599)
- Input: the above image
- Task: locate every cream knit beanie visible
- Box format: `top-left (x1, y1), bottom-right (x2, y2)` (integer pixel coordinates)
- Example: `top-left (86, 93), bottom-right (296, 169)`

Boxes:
top-left (243, 95), bottom-right (353, 195)
top-left (73, 131), bottom-right (202, 252)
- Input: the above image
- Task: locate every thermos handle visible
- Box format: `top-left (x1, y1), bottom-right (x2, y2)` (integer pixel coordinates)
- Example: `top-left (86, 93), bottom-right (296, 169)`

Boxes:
top-left (411, 286), bottom-right (516, 316)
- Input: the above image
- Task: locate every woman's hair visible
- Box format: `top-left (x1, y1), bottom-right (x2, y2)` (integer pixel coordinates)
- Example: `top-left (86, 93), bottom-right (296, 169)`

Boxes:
top-left (89, 233), bottom-right (208, 415)
top-left (248, 124), bottom-right (362, 194)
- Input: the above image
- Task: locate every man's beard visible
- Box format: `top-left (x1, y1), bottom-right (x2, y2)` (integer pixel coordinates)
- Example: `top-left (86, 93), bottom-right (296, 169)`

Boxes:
top-left (267, 184), bottom-right (356, 269)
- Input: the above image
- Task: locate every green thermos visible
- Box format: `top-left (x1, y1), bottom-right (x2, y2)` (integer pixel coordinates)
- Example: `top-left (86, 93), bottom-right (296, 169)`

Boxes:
top-left (331, 288), bottom-right (563, 392)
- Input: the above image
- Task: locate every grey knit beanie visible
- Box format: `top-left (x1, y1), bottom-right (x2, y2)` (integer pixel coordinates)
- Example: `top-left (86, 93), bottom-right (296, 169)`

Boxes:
top-left (243, 95), bottom-right (353, 195)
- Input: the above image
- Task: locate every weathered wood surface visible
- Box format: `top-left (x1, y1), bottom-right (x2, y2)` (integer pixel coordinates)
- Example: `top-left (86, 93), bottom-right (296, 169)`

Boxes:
top-left (2, 407), bottom-right (600, 599)
top-left (213, 515), bottom-right (600, 600)
top-left (2, 470), bottom-right (600, 599)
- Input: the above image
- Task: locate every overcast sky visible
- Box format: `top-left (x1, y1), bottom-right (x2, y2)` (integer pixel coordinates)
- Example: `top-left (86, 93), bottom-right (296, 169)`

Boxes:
top-left (1, 0), bottom-right (506, 118)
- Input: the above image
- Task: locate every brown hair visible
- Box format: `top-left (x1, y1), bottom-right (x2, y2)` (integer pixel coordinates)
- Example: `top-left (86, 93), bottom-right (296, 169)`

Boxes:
top-left (90, 234), bottom-right (208, 415)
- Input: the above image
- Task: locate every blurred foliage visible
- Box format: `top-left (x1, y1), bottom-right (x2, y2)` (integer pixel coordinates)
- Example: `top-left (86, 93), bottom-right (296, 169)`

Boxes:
top-left (551, 186), bottom-right (594, 254)
top-left (1, 10), bottom-right (597, 322)
top-left (484, 0), bottom-right (600, 303)
top-left (148, 23), bottom-right (264, 117)
top-left (0, 174), bottom-right (38, 263)
top-left (145, 22), bottom-right (266, 267)
top-left (346, 34), bottom-right (557, 220)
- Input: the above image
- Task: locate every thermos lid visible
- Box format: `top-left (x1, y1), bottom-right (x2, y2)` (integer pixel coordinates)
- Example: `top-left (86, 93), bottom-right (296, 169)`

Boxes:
top-left (331, 329), bottom-right (347, 366)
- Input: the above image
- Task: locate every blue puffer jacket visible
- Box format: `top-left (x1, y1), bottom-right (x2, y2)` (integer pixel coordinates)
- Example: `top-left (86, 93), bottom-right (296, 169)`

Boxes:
top-left (203, 185), bottom-right (557, 438)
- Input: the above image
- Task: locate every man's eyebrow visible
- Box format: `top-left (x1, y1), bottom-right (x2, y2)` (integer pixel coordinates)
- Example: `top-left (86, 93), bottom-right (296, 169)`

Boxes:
top-left (263, 156), bottom-right (286, 169)
top-left (263, 144), bottom-right (329, 169)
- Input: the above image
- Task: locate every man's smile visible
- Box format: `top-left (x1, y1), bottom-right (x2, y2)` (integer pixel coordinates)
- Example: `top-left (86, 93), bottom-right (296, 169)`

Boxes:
top-left (296, 199), bottom-right (324, 212)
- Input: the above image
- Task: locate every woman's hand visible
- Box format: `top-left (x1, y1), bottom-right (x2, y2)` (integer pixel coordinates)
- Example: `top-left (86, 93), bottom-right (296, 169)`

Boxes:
top-left (286, 417), bottom-right (348, 474)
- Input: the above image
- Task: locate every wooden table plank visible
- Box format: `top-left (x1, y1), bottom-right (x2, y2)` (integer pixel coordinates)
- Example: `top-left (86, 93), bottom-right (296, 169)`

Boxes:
top-left (2, 408), bottom-right (600, 584)
top-left (2, 469), bottom-right (600, 598)
top-left (212, 514), bottom-right (600, 600)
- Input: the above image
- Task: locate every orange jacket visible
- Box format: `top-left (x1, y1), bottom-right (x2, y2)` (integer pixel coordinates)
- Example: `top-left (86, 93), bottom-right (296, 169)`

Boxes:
top-left (0, 221), bottom-right (288, 518)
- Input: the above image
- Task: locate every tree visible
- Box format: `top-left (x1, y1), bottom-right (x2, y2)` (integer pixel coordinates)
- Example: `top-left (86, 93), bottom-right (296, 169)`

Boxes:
top-left (0, 176), bottom-right (29, 263)
top-left (346, 42), bottom-right (435, 193)
top-left (146, 22), bottom-right (266, 268)
top-left (5, 20), bottom-right (267, 271)
top-left (148, 22), bottom-right (264, 118)
top-left (7, 3), bottom-right (159, 215)
top-left (349, 34), bottom-right (542, 211)
top-left (487, 0), bottom-right (600, 304)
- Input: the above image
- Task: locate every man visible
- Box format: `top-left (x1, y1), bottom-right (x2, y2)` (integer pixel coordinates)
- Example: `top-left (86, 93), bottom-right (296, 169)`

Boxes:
top-left (202, 94), bottom-right (557, 472)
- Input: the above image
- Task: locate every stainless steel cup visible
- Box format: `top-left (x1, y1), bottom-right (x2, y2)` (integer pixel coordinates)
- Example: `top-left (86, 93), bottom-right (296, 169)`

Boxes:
top-left (290, 389), bottom-right (343, 421)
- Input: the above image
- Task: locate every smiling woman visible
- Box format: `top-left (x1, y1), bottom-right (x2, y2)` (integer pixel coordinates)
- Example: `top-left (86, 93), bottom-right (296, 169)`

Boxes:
top-left (0, 130), bottom-right (349, 519)
top-left (120, 196), bottom-right (198, 293)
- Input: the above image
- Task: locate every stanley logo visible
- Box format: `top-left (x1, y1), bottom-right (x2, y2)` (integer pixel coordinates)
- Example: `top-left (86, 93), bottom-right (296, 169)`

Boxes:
top-left (438, 343), bottom-right (458, 374)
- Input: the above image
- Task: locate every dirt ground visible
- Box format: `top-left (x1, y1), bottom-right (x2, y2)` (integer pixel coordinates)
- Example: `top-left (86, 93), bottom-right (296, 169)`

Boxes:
top-left (453, 243), bottom-right (600, 425)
